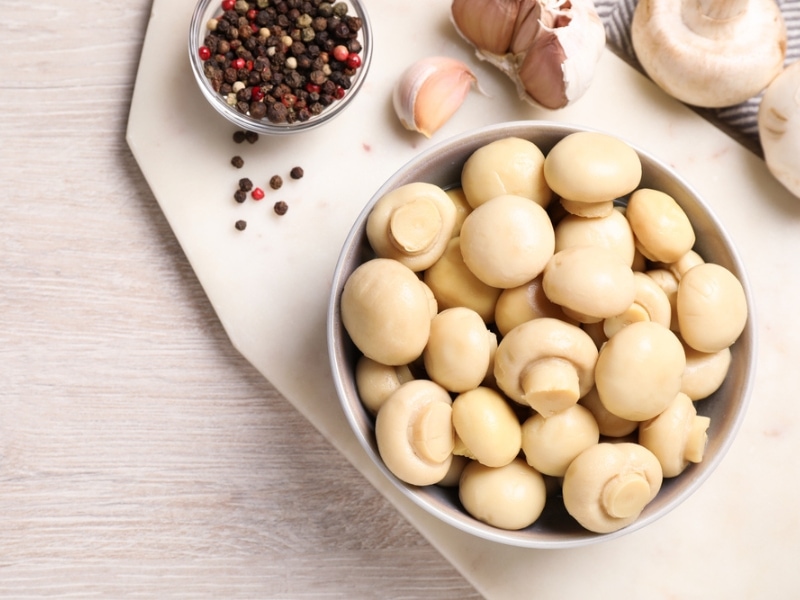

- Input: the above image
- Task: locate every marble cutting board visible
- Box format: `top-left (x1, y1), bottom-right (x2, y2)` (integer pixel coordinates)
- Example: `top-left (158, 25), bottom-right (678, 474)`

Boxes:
top-left (127, 0), bottom-right (800, 597)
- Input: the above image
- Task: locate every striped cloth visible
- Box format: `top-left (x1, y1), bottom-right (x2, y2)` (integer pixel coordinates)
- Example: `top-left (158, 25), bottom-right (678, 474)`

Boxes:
top-left (594, 0), bottom-right (800, 154)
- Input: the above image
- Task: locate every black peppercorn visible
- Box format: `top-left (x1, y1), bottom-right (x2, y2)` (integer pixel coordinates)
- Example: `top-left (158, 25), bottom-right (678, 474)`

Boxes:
top-left (235, 219), bottom-right (247, 230)
top-left (233, 130), bottom-right (246, 143)
top-left (239, 177), bottom-right (253, 191)
top-left (290, 166), bottom-right (304, 179)
top-left (274, 201), bottom-right (288, 215)
top-left (234, 190), bottom-right (247, 203)
top-left (245, 130), bottom-right (259, 143)
top-left (231, 155), bottom-right (244, 168)
top-left (270, 175), bottom-right (283, 189)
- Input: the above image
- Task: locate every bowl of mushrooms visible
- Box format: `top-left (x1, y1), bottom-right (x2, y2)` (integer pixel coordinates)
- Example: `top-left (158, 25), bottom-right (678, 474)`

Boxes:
top-left (327, 121), bottom-right (756, 548)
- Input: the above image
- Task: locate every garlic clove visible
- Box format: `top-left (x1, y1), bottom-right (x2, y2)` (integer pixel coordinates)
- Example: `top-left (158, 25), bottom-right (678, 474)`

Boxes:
top-left (393, 56), bottom-right (478, 138)
top-left (451, 0), bottom-right (520, 56)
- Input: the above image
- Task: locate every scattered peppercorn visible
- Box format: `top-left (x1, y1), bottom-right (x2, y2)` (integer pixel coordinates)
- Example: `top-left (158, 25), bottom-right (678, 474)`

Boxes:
top-left (245, 130), bottom-right (259, 144)
top-left (234, 190), bottom-right (247, 203)
top-left (274, 201), bottom-right (288, 215)
top-left (199, 0), bottom-right (365, 125)
top-left (270, 175), bottom-right (283, 190)
top-left (239, 177), bottom-right (254, 192)
top-left (290, 166), bottom-right (304, 179)
top-left (233, 130), bottom-right (247, 143)
top-left (231, 155), bottom-right (244, 168)
top-left (235, 219), bottom-right (247, 230)
top-left (252, 187), bottom-right (265, 200)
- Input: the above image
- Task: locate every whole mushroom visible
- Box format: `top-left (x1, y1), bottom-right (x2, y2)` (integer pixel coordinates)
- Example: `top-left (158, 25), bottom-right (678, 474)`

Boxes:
top-left (758, 60), bottom-right (800, 199)
top-left (494, 317), bottom-right (598, 416)
top-left (579, 386), bottom-right (640, 438)
top-left (554, 208), bottom-right (637, 267)
top-left (603, 271), bottom-right (673, 338)
top-left (521, 403), bottom-right (600, 477)
top-left (631, 0), bottom-right (787, 108)
top-left (681, 342), bottom-right (732, 401)
top-left (494, 274), bottom-right (570, 337)
top-left (355, 356), bottom-right (414, 415)
top-left (375, 380), bottom-right (455, 486)
top-left (452, 386), bottom-right (522, 468)
top-left (626, 188), bottom-right (696, 264)
top-left (562, 442), bottom-right (663, 533)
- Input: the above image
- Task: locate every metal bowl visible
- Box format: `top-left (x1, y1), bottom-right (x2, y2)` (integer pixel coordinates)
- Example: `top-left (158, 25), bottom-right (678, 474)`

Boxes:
top-left (189, 0), bottom-right (372, 135)
top-left (327, 121), bottom-right (757, 548)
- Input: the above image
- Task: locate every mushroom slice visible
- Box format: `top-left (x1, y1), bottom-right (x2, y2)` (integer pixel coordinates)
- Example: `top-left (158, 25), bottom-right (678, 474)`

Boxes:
top-left (423, 237), bottom-right (501, 323)
top-left (676, 262), bottom-right (748, 353)
top-left (521, 404), bottom-right (600, 477)
top-left (603, 271), bottom-right (672, 338)
top-left (542, 245), bottom-right (637, 323)
top-left (366, 182), bottom-right (457, 272)
top-left (355, 356), bottom-right (414, 415)
top-left (452, 386), bottom-right (522, 468)
top-left (562, 442), bottom-right (663, 533)
top-left (494, 317), bottom-right (598, 417)
top-left (375, 379), bottom-right (454, 486)
top-left (341, 258), bottom-right (433, 366)
top-left (423, 307), bottom-right (497, 393)
top-left (595, 321), bottom-right (686, 421)
top-left (459, 458), bottom-right (547, 531)
top-left (626, 188), bottom-right (696, 264)
top-left (459, 194), bottom-right (555, 289)
top-left (639, 392), bottom-right (711, 477)
top-left (544, 131), bottom-right (642, 217)
top-left (460, 137), bottom-right (552, 209)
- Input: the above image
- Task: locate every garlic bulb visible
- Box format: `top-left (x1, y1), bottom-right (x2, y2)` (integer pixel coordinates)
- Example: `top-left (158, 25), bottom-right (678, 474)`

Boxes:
top-left (451, 0), bottom-right (606, 109)
top-left (393, 56), bottom-right (478, 138)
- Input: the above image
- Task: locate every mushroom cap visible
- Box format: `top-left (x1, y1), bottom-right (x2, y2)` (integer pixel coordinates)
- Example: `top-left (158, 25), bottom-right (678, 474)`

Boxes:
top-left (626, 188), bottom-right (696, 264)
top-left (645, 268), bottom-right (680, 331)
top-left (341, 258), bottom-right (433, 366)
top-left (595, 321), bottom-right (686, 421)
top-left (494, 275), bottom-right (570, 337)
top-left (445, 187), bottom-right (473, 238)
top-left (366, 182), bottom-right (457, 272)
top-left (375, 379), bottom-right (454, 486)
top-left (758, 60), bottom-right (800, 198)
top-left (631, 0), bottom-right (787, 108)
top-left (677, 262), bottom-right (748, 353)
top-left (521, 404), bottom-right (600, 477)
top-left (355, 356), bottom-right (414, 415)
top-left (603, 271), bottom-right (673, 338)
top-left (562, 442), bottom-right (663, 533)
top-left (543, 131), bottom-right (642, 204)
top-left (579, 385), bottom-right (639, 438)
top-left (494, 317), bottom-right (598, 416)
top-left (639, 392), bottom-right (711, 478)
top-left (423, 237), bottom-right (501, 323)
top-left (542, 246), bottom-right (637, 322)
top-left (459, 194), bottom-right (555, 289)
top-left (681, 342), bottom-right (732, 401)
top-left (452, 386), bottom-right (522, 468)
top-left (459, 458), bottom-right (547, 530)
top-left (554, 208), bottom-right (636, 267)
top-left (423, 307), bottom-right (497, 393)
top-left (460, 137), bottom-right (552, 209)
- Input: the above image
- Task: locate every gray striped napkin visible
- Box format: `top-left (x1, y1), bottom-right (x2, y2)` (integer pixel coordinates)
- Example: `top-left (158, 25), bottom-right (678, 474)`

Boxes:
top-left (594, 0), bottom-right (800, 155)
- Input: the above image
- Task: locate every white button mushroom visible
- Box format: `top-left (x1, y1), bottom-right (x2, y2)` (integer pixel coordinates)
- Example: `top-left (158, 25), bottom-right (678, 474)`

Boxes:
top-left (554, 208), bottom-right (637, 267)
top-left (639, 392), bottom-right (711, 478)
top-left (542, 245), bottom-right (637, 323)
top-left (366, 182), bottom-right (457, 272)
top-left (579, 386), bottom-right (640, 438)
top-left (459, 194), bottom-right (556, 289)
top-left (544, 131), bottom-right (642, 218)
top-left (423, 307), bottom-right (497, 393)
top-left (631, 0), bottom-right (787, 108)
top-left (423, 237), bottom-right (501, 323)
top-left (645, 268), bottom-right (680, 332)
top-left (758, 60), bottom-right (800, 199)
top-left (494, 317), bottom-right (598, 417)
top-left (595, 321), bottom-right (686, 421)
top-left (445, 187), bottom-right (473, 238)
top-left (521, 404), bottom-right (600, 477)
top-left (494, 274), bottom-right (571, 337)
top-left (460, 137), bottom-right (552, 209)
top-left (603, 271), bottom-right (673, 338)
top-left (681, 342), bottom-right (732, 401)
top-left (562, 442), bottom-right (663, 533)
top-left (676, 262), bottom-right (748, 353)
top-left (355, 356), bottom-right (415, 415)
top-left (452, 386), bottom-right (522, 468)
top-left (341, 258), bottom-right (434, 366)
top-left (375, 379), bottom-right (455, 486)
top-left (626, 188), bottom-right (696, 264)
top-left (458, 458), bottom-right (547, 531)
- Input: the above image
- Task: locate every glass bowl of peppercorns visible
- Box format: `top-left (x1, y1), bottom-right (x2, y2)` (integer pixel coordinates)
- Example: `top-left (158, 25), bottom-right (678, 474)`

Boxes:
top-left (189, 0), bottom-right (372, 135)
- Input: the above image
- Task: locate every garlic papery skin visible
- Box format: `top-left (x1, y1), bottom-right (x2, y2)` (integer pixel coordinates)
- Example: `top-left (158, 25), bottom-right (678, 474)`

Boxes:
top-left (393, 56), bottom-right (478, 138)
top-left (758, 60), bottom-right (800, 198)
top-left (451, 0), bottom-right (606, 110)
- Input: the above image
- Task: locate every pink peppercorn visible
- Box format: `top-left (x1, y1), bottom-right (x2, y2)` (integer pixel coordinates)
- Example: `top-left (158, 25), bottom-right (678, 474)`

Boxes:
top-left (221, 0), bottom-right (235, 10)
top-left (332, 45), bottom-right (349, 62)
top-left (334, 86), bottom-right (345, 100)
top-left (346, 53), bottom-right (362, 69)
top-left (251, 188), bottom-right (265, 200)
top-left (232, 57), bottom-right (245, 70)
top-left (198, 46), bottom-right (211, 61)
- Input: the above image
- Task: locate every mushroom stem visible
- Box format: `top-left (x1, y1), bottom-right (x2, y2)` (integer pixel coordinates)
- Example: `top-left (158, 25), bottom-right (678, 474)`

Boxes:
top-left (389, 198), bottom-right (442, 255)
top-left (521, 357), bottom-right (580, 409)
top-left (685, 415), bottom-right (711, 463)
top-left (602, 473), bottom-right (654, 519)
top-left (691, 0), bottom-right (747, 23)
top-left (411, 401), bottom-right (455, 463)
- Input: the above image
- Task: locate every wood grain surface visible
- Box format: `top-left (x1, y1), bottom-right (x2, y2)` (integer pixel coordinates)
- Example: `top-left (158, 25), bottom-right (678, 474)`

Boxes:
top-left (0, 1), bottom-right (482, 597)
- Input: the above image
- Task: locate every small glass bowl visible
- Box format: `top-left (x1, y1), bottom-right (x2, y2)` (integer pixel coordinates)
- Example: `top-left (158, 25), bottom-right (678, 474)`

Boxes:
top-left (189, 0), bottom-right (372, 135)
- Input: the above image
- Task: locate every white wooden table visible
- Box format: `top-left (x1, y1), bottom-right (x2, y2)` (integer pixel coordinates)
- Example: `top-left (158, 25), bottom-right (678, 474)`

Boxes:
top-left (0, 1), bottom-right (482, 596)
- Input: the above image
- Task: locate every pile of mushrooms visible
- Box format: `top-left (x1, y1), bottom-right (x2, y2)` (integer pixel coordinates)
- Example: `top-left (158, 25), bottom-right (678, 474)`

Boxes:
top-left (339, 132), bottom-right (748, 534)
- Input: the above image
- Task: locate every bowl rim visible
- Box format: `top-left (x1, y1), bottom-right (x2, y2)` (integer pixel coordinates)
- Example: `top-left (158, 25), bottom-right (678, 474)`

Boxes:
top-left (188, 0), bottom-right (373, 135)
top-left (327, 119), bottom-right (758, 549)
